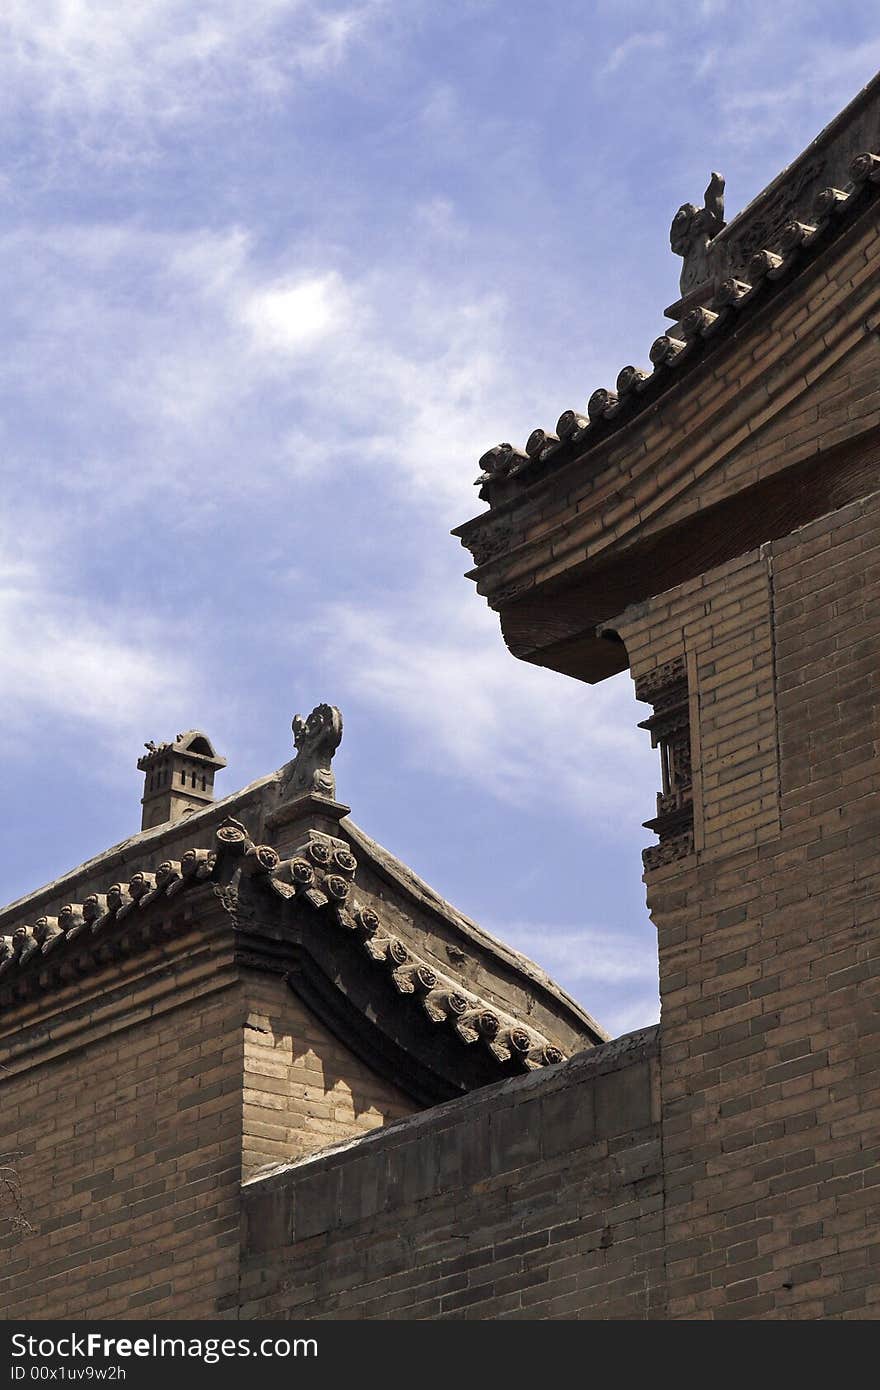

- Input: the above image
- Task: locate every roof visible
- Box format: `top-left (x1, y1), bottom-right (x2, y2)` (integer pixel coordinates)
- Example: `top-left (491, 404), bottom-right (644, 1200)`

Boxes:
top-left (465, 73), bottom-right (880, 512)
top-left (0, 711), bottom-right (608, 1104)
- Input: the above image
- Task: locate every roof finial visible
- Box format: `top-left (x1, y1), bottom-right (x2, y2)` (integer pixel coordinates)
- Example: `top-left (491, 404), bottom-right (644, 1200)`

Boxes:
top-left (670, 171), bottom-right (726, 298)
top-left (282, 703), bottom-right (343, 800)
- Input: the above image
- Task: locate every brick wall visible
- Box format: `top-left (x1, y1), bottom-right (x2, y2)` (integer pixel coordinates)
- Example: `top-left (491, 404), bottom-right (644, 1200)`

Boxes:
top-left (616, 487), bottom-right (880, 1318)
top-left (4, 491), bottom-right (879, 1322)
top-left (241, 970), bottom-right (415, 1177)
top-left (0, 920), bottom-right (416, 1317)
top-left (622, 547), bottom-right (781, 860)
top-left (467, 205), bottom-right (880, 609)
top-left (240, 1028), bottom-right (663, 1319)
top-left (0, 921), bottom-right (244, 1319)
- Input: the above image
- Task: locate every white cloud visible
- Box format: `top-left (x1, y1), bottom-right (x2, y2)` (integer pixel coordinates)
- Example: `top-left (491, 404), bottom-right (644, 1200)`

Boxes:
top-left (0, 530), bottom-right (197, 758)
top-left (0, 221), bottom-right (522, 517)
top-left (0, 196), bottom-right (662, 842)
top-left (0, 219), bottom-right (583, 785)
top-left (0, 212), bottom-right (657, 823)
top-left (240, 272), bottom-right (350, 353)
top-left (311, 591), bottom-right (657, 827)
top-left (0, 0), bottom-right (382, 157)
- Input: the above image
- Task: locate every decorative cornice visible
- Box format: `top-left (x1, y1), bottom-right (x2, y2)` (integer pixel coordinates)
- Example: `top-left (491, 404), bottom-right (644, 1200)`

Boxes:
top-left (636, 657), bottom-right (694, 874)
top-left (642, 830), bottom-right (695, 873)
top-left (468, 151), bottom-right (880, 510)
top-left (0, 816), bottom-right (570, 1082)
top-left (634, 656), bottom-right (687, 708)
top-left (243, 821), bottom-right (568, 1074)
top-left (0, 845), bottom-right (221, 1008)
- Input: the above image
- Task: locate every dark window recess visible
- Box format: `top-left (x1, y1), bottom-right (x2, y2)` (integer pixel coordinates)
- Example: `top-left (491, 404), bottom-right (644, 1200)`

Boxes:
top-left (635, 656), bottom-right (694, 870)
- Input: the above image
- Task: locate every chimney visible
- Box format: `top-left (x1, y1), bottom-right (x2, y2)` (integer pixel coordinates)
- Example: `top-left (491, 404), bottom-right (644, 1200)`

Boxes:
top-left (137, 731), bottom-right (227, 831)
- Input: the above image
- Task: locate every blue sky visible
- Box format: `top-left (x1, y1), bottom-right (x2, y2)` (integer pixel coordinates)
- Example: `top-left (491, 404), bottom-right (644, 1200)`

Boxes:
top-left (0, 1), bottom-right (877, 1037)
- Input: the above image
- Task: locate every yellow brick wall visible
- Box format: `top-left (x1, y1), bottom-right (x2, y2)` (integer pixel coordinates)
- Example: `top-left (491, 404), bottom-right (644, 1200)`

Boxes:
top-left (241, 971), bottom-right (416, 1177)
top-left (621, 548), bottom-right (781, 859)
top-left (0, 951), bottom-right (243, 1319)
top-left (240, 1031), bottom-right (664, 1320)
top-left (0, 932), bottom-right (416, 1317)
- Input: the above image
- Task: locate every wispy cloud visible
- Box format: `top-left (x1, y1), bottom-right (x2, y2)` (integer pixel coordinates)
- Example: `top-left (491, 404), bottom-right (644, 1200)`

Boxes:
top-left (601, 30), bottom-right (666, 77)
top-left (310, 591), bottom-right (656, 827)
top-left (0, 528), bottom-right (197, 758)
top-left (0, 0), bottom-right (382, 160)
top-left (499, 921), bottom-right (656, 986)
top-left (0, 220), bottom-right (521, 518)
top-left (717, 35), bottom-right (880, 148)
top-left (491, 918), bottom-right (660, 1038)
top-left (413, 197), bottom-right (467, 244)
top-left (644, 6), bottom-right (878, 158)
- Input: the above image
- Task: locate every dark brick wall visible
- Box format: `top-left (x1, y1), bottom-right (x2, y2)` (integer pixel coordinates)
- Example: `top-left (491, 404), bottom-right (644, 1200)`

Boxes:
top-left (240, 1027), bottom-right (663, 1319)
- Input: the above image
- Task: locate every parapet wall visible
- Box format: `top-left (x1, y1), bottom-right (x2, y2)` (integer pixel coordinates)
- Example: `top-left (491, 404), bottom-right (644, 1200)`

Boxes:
top-left (240, 1026), bottom-right (663, 1319)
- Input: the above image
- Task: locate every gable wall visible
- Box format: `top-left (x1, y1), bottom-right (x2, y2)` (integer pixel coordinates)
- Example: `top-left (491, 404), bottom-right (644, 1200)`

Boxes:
top-left (241, 969), bottom-right (415, 1177)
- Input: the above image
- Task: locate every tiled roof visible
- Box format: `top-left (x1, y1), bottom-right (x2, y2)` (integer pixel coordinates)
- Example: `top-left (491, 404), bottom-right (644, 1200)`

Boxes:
top-left (0, 816), bottom-right (568, 1076)
top-left (475, 150), bottom-right (880, 506)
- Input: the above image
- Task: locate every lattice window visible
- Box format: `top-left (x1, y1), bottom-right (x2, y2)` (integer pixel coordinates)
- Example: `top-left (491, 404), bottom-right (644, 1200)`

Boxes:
top-left (636, 657), bottom-right (695, 870)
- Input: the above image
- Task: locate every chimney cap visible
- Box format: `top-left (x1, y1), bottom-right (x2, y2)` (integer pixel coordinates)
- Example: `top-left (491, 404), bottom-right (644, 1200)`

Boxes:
top-left (137, 729), bottom-right (227, 773)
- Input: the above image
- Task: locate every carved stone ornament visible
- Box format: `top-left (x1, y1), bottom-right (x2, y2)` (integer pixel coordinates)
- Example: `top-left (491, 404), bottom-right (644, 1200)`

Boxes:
top-left (636, 657), bottom-right (695, 871)
top-left (670, 172), bottom-right (726, 297)
top-left (280, 703), bottom-right (343, 800)
top-left (642, 831), bottom-right (695, 872)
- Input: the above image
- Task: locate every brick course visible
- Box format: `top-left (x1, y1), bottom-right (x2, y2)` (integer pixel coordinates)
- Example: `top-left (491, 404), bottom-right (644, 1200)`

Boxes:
top-left (240, 1030), bottom-right (664, 1320)
top-left (0, 921), bottom-right (415, 1318)
top-left (613, 487), bottom-right (880, 1319)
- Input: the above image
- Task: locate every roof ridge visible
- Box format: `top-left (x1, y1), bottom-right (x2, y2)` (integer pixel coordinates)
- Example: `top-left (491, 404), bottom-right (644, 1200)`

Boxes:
top-left (0, 815), bottom-right (576, 1078)
top-left (467, 148), bottom-right (880, 512)
top-left (0, 765), bottom-right (282, 928)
